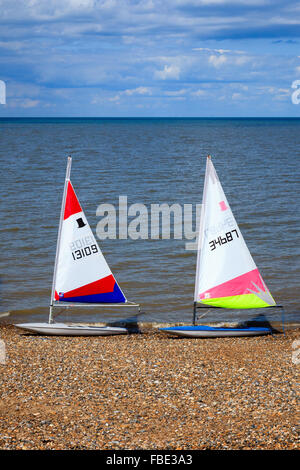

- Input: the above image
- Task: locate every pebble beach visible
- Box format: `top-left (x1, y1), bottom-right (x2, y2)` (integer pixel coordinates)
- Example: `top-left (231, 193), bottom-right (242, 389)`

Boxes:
top-left (0, 324), bottom-right (299, 450)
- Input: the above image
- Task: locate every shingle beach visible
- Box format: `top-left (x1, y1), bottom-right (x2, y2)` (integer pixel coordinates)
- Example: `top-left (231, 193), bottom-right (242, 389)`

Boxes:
top-left (0, 324), bottom-right (299, 450)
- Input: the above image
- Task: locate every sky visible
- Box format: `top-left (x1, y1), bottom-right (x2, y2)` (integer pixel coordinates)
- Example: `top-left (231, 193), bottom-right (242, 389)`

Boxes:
top-left (0, 0), bottom-right (300, 117)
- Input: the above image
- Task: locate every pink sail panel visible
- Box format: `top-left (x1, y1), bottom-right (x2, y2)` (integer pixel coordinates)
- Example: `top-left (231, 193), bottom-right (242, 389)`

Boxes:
top-left (219, 200), bottom-right (228, 211)
top-left (199, 268), bottom-right (266, 300)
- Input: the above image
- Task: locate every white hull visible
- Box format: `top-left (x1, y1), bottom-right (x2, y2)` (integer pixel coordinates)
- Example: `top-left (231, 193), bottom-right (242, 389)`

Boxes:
top-left (160, 326), bottom-right (272, 338)
top-left (14, 322), bottom-right (129, 336)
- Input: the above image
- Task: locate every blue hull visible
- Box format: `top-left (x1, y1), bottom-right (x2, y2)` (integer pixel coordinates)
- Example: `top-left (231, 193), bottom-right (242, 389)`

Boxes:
top-left (159, 325), bottom-right (272, 338)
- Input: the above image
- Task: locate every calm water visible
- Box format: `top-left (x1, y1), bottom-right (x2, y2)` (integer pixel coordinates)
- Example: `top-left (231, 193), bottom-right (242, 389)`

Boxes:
top-left (0, 118), bottom-right (299, 326)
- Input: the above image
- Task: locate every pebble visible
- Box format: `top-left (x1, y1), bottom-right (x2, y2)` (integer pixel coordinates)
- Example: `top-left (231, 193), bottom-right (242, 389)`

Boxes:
top-left (0, 324), bottom-right (299, 450)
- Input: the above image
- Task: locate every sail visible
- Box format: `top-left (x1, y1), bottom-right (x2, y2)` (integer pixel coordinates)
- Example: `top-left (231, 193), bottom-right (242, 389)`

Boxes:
top-left (194, 156), bottom-right (276, 309)
top-left (53, 180), bottom-right (126, 303)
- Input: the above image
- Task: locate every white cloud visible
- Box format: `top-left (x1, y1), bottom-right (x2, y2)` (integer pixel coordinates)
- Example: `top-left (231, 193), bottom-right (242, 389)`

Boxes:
top-left (124, 87), bottom-right (152, 96)
top-left (208, 54), bottom-right (227, 68)
top-left (22, 99), bottom-right (40, 108)
top-left (8, 98), bottom-right (40, 108)
top-left (259, 86), bottom-right (290, 101)
top-left (0, 40), bottom-right (24, 50)
top-left (164, 88), bottom-right (187, 96)
top-left (154, 65), bottom-right (180, 80)
top-left (7, 82), bottom-right (41, 98)
top-left (193, 47), bottom-right (245, 54)
top-left (0, 0), bottom-right (96, 21)
top-left (108, 94), bottom-right (121, 102)
top-left (231, 92), bottom-right (242, 100)
top-left (192, 89), bottom-right (208, 97)
top-left (91, 86), bottom-right (152, 105)
top-left (0, 0), bottom-right (299, 116)
top-left (234, 55), bottom-right (249, 66)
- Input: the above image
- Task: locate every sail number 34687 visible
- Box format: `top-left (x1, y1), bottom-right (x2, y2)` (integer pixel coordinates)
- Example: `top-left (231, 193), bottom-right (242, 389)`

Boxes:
top-left (209, 229), bottom-right (239, 251)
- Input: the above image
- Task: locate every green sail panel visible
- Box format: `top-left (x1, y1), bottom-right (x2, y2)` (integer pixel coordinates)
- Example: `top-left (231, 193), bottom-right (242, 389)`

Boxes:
top-left (199, 293), bottom-right (273, 309)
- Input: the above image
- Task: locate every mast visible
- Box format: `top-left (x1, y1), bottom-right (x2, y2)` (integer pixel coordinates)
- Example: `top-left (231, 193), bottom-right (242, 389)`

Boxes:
top-left (193, 155), bottom-right (211, 324)
top-left (49, 156), bottom-right (72, 323)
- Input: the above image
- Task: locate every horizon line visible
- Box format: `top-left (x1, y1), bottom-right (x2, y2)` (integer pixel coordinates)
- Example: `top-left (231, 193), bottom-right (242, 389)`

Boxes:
top-left (0, 116), bottom-right (300, 119)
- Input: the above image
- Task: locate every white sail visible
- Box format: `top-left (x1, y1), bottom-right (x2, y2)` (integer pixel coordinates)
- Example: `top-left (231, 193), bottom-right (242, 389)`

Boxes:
top-left (194, 156), bottom-right (275, 309)
top-left (15, 156), bottom-right (140, 336)
top-left (51, 158), bottom-right (126, 305)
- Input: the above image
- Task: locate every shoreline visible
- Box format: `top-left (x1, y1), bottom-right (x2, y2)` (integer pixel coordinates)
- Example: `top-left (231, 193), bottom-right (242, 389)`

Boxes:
top-left (0, 324), bottom-right (299, 450)
top-left (2, 312), bottom-right (299, 331)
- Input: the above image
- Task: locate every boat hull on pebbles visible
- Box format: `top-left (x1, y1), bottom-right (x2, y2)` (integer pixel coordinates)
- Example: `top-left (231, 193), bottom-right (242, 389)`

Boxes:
top-left (160, 325), bottom-right (272, 338)
top-left (14, 322), bottom-right (129, 336)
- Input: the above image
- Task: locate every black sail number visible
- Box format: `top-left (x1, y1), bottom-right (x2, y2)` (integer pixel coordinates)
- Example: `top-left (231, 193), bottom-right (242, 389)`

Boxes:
top-left (209, 229), bottom-right (239, 251)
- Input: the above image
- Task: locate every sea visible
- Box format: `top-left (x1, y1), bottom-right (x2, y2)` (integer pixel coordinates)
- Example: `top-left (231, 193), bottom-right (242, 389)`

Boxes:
top-left (0, 117), bottom-right (299, 328)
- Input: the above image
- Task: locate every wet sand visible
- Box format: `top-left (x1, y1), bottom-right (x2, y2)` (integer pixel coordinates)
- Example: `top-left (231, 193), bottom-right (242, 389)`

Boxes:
top-left (0, 324), bottom-right (299, 450)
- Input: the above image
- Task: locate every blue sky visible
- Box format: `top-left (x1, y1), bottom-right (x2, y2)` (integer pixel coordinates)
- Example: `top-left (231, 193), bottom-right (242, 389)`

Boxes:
top-left (1, 0), bottom-right (300, 117)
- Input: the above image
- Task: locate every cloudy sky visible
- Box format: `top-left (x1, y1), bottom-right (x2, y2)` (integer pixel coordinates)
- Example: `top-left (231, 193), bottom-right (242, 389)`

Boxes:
top-left (1, 0), bottom-right (300, 117)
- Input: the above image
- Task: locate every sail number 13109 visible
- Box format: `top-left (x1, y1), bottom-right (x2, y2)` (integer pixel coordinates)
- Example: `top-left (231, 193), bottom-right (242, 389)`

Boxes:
top-left (209, 229), bottom-right (239, 251)
top-left (69, 236), bottom-right (99, 260)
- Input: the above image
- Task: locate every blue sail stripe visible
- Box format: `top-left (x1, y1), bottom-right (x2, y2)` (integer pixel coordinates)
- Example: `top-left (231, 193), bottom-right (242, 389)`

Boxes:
top-left (59, 282), bottom-right (126, 303)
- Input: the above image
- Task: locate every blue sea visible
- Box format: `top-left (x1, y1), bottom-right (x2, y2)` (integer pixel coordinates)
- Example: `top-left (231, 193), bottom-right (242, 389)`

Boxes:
top-left (0, 118), bottom-right (299, 327)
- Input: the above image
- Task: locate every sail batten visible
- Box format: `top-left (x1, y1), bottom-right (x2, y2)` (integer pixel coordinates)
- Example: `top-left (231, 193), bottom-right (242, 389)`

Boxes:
top-left (194, 156), bottom-right (275, 309)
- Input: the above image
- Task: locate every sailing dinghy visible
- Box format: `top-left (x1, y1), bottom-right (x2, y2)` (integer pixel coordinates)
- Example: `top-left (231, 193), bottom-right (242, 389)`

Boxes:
top-left (15, 156), bottom-right (140, 336)
top-left (160, 155), bottom-right (277, 338)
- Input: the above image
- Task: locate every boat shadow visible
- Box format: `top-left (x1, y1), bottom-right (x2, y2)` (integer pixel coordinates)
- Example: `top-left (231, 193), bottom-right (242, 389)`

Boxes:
top-left (238, 312), bottom-right (281, 334)
top-left (106, 311), bottom-right (145, 334)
